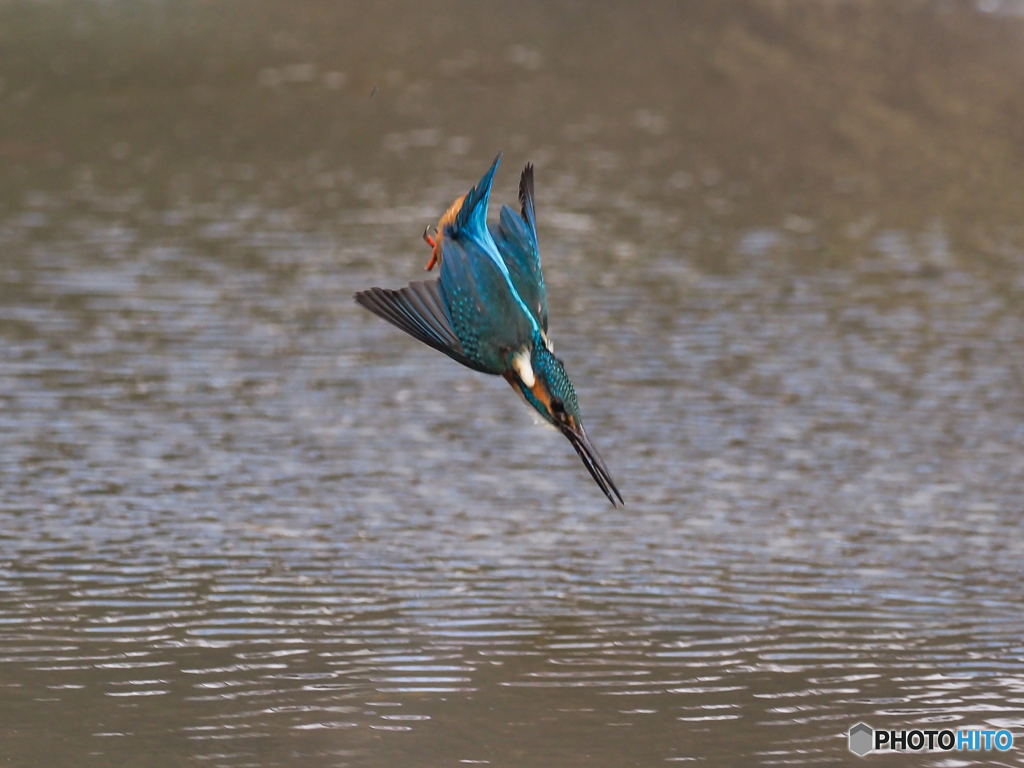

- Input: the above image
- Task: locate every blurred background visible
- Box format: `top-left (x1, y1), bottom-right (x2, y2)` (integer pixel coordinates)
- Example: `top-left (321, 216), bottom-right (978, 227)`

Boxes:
top-left (1, 1), bottom-right (1023, 766)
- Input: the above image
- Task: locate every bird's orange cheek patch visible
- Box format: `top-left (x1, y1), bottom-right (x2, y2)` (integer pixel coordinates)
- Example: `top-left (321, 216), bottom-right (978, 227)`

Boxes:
top-left (529, 381), bottom-right (552, 413)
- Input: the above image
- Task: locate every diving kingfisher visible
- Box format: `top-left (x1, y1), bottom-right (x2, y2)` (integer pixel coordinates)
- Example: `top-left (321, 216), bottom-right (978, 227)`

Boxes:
top-left (354, 154), bottom-right (623, 506)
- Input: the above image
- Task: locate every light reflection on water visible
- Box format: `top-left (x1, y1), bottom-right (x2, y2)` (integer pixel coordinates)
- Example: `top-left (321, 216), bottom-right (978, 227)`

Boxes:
top-left (3, 2), bottom-right (1024, 767)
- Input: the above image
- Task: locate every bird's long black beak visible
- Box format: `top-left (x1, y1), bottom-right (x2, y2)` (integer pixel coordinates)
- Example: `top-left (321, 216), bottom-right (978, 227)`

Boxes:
top-left (561, 422), bottom-right (624, 507)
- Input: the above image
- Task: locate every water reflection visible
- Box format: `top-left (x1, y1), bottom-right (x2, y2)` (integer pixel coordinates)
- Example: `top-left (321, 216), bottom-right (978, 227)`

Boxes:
top-left (2, 1), bottom-right (1024, 766)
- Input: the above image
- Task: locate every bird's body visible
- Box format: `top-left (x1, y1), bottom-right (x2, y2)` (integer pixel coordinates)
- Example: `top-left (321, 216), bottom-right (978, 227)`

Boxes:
top-left (355, 154), bottom-right (622, 506)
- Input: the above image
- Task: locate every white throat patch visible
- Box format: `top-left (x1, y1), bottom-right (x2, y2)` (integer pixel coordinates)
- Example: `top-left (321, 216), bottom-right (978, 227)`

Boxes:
top-left (511, 348), bottom-right (535, 388)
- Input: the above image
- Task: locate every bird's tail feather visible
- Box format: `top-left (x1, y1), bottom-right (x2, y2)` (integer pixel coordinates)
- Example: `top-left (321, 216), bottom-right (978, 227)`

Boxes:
top-left (448, 152), bottom-right (502, 242)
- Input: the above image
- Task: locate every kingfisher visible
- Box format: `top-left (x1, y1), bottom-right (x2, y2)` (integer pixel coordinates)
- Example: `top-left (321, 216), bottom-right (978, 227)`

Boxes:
top-left (354, 154), bottom-right (623, 506)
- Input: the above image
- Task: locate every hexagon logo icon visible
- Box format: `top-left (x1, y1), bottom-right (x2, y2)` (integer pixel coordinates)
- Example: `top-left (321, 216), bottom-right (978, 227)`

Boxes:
top-left (849, 723), bottom-right (873, 756)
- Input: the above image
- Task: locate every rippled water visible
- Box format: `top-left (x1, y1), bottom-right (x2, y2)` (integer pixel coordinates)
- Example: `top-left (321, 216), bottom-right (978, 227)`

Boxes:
top-left (3, 2), bottom-right (1024, 766)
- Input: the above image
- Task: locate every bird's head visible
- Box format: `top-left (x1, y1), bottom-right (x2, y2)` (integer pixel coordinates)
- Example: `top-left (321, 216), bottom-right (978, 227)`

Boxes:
top-left (504, 339), bottom-right (623, 506)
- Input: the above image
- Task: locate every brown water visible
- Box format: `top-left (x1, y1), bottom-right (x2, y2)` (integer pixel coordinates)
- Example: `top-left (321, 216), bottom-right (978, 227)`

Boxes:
top-left (2, 2), bottom-right (1024, 766)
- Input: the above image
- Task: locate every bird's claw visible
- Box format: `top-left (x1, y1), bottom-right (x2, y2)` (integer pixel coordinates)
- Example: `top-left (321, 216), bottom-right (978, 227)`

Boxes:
top-left (423, 225), bottom-right (439, 270)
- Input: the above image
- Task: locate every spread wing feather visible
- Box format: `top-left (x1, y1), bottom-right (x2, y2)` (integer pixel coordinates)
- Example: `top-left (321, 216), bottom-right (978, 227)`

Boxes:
top-left (353, 280), bottom-right (495, 374)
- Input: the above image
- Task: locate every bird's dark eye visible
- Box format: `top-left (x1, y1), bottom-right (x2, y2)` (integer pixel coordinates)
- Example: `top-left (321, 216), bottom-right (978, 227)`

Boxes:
top-left (551, 399), bottom-right (565, 415)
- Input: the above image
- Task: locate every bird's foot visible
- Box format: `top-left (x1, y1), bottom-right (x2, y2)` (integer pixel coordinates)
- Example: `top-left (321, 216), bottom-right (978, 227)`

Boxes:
top-left (423, 225), bottom-right (439, 270)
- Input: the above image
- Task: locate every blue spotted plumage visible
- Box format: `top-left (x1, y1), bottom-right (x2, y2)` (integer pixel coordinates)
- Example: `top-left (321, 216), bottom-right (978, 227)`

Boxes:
top-left (355, 154), bottom-right (622, 506)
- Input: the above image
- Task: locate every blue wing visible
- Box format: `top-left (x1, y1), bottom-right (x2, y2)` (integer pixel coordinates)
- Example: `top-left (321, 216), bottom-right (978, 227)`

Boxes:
top-left (490, 165), bottom-right (547, 332)
top-left (354, 280), bottom-right (496, 374)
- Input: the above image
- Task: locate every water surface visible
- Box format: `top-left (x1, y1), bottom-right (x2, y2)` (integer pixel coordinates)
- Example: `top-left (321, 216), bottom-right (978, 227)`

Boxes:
top-left (2, 2), bottom-right (1024, 766)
